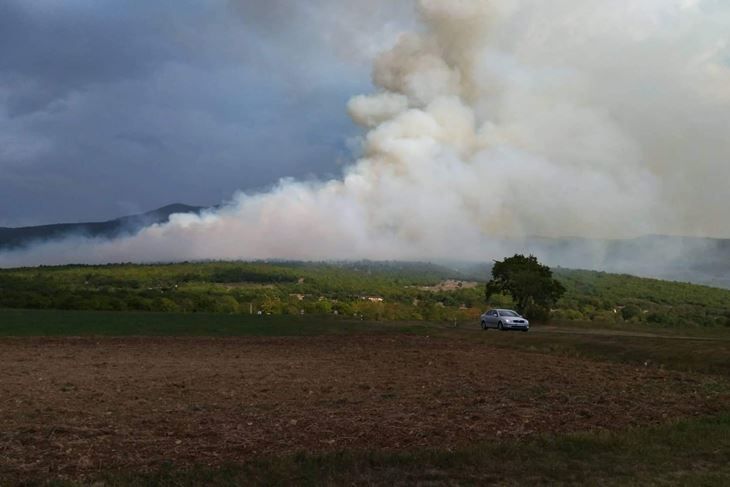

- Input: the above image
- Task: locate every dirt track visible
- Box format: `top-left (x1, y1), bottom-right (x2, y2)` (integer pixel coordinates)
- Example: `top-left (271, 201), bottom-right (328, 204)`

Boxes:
top-left (1, 335), bottom-right (727, 481)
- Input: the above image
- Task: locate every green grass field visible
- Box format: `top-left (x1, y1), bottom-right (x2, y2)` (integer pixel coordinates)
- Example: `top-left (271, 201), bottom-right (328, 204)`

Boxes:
top-left (0, 308), bottom-right (434, 337)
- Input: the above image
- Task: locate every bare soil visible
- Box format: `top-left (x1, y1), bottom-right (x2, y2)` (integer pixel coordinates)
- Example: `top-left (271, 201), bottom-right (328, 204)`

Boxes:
top-left (1, 335), bottom-right (727, 481)
top-left (415, 280), bottom-right (480, 292)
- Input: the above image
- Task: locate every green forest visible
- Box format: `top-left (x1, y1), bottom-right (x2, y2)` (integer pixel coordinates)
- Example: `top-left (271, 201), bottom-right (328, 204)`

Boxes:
top-left (0, 261), bottom-right (729, 328)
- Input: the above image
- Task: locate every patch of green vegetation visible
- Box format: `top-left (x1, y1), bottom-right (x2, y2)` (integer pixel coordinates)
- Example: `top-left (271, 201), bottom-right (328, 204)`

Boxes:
top-left (31, 413), bottom-right (730, 486)
top-left (0, 309), bottom-right (434, 337)
top-left (1, 261), bottom-right (729, 329)
top-left (0, 261), bottom-right (479, 321)
top-left (555, 268), bottom-right (730, 328)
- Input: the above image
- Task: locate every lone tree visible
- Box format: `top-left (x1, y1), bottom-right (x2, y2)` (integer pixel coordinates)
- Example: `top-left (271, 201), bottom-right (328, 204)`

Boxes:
top-left (485, 254), bottom-right (565, 322)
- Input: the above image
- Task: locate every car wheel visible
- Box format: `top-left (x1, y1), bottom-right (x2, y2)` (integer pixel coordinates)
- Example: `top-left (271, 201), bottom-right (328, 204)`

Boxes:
top-left (481, 321), bottom-right (487, 330)
top-left (498, 322), bottom-right (504, 331)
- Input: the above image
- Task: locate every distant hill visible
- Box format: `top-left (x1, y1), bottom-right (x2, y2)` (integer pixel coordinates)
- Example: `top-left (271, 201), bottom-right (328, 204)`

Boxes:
top-left (2, 205), bottom-right (729, 289)
top-left (0, 204), bottom-right (205, 250)
top-left (511, 235), bottom-right (730, 290)
top-left (445, 235), bottom-right (730, 290)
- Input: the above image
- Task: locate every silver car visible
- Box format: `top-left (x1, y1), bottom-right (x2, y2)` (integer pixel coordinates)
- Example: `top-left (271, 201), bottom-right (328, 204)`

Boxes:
top-left (480, 309), bottom-right (530, 332)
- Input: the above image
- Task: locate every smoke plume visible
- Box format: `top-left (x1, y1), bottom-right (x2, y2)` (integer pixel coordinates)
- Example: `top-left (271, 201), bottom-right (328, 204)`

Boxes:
top-left (2, 0), bottom-right (730, 268)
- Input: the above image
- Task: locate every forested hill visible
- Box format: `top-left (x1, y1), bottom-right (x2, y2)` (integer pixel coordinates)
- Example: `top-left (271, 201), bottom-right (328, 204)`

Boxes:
top-left (553, 268), bottom-right (730, 325)
top-left (0, 204), bottom-right (204, 250)
top-left (0, 261), bottom-right (728, 328)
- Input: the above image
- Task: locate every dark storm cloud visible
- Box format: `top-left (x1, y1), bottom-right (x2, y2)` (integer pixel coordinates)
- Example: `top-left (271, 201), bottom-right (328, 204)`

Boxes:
top-left (0, 0), bottom-right (411, 226)
top-left (0, 1), bottom-right (180, 116)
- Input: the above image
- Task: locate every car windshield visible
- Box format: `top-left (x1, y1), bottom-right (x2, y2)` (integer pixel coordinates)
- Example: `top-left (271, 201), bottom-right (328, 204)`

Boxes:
top-left (499, 310), bottom-right (519, 317)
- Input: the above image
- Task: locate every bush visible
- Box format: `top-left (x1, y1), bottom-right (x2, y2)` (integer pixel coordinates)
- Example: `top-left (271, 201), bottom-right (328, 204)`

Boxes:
top-left (523, 303), bottom-right (551, 323)
top-left (590, 310), bottom-right (618, 323)
top-left (154, 297), bottom-right (179, 312)
top-left (553, 309), bottom-right (584, 321)
top-left (214, 295), bottom-right (240, 314)
top-left (621, 305), bottom-right (642, 321)
top-left (646, 312), bottom-right (678, 326)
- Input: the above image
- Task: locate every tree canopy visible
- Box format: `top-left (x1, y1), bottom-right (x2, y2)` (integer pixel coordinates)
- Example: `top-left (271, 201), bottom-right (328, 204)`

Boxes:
top-left (485, 255), bottom-right (566, 321)
top-left (1, 260), bottom-right (729, 328)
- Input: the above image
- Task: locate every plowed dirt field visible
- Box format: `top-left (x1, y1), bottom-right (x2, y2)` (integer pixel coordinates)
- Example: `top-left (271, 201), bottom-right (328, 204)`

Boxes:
top-left (1, 335), bottom-right (727, 481)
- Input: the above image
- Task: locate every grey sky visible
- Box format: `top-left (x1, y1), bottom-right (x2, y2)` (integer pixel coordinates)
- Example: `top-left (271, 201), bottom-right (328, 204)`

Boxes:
top-left (0, 0), bottom-right (413, 226)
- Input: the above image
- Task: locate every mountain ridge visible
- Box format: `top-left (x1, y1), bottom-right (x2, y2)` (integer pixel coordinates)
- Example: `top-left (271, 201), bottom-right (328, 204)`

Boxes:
top-left (0, 204), bottom-right (205, 250)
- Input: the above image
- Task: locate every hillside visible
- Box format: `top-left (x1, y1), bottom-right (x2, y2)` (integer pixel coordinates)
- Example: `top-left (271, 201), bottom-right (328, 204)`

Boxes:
top-left (3, 203), bottom-right (730, 288)
top-left (0, 261), bottom-right (728, 328)
top-left (555, 268), bottom-right (730, 326)
top-left (511, 235), bottom-right (730, 289)
top-left (0, 204), bottom-right (204, 250)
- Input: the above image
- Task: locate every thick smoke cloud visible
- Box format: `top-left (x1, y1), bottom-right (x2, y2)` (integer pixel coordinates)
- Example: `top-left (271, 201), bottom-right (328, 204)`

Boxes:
top-left (2, 0), bottom-right (730, 268)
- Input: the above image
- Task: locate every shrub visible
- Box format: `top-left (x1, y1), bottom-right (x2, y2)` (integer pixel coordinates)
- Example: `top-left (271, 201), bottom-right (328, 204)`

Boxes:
top-left (621, 305), bottom-right (642, 321)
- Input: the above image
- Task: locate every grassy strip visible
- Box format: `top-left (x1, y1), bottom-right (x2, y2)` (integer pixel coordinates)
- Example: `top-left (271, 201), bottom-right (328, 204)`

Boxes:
top-left (470, 329), bottom-right (730, 379)
top-left (0, 308), bottom-right (435, 337)
top-left (6, 308), bottom-right (730, 339)
top-left (34, 412), bottom-right (730, 486)
top-left (545, 319), bottom-right (730, 339)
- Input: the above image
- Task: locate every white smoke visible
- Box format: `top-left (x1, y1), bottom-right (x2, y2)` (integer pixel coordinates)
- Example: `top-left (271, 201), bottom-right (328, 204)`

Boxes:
top-left (3, 0), bottom-right (730, 267)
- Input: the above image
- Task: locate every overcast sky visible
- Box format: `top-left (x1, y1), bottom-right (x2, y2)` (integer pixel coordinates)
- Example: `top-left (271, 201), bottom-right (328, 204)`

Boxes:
top-left (0, 0), bottom-right (414, 226)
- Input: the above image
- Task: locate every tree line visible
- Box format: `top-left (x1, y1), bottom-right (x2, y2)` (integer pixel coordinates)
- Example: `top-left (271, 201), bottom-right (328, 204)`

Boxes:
top-left (1, 259), bottom-right (728, 328)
